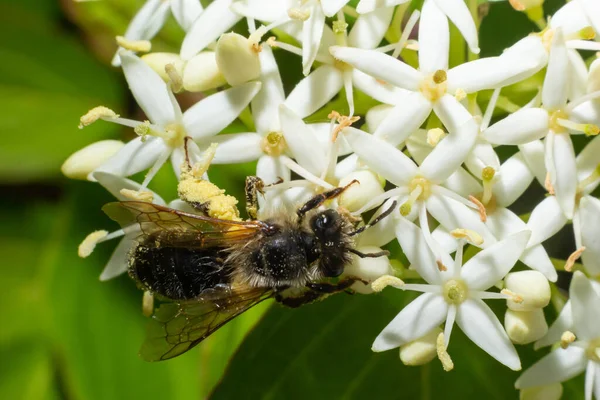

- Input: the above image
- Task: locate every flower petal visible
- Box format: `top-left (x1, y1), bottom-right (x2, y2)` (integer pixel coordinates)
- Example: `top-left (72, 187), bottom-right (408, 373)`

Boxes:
top-left (356, 0), bottom-right (409, 14)
top-left (431, 225), bottom-right (459, 254)
top-left (521, 244), bottom-right (558, 282)
top-left (180, 0), bottom-right (242, 60)
top-left (120, 52), bottom-right (178, 126)
top-left (571, 270), bottom-right (600, 341)
top-left (329, 46), bottom-right (421, 91)
top-left (580, 196), bottom-right (600, 276)
top-left (372, 293), bottom-right (448, 351)
top-left (96, 137), bottom-right (166, 177)
top-left (352, 70), bottom-right (411, 106)
top-left (302, 3), bottom-right (326, 75)
top-left (395, 217), bottom-right (443, 285)
top-left (432, 93), bottom-right (473, 133)
top-left (549, 0), bottom-right (590, 34)
top-left (343, 127), bottom-right (418, 186)
top-left (183, 82), bottom-right (261, 140)
top-left (210, 133), bottom-right (263, 164)
top-left (334, 153), bottom-right (359, 180)
top-left (577, 135), bottom-right (600, 187)
top-left (534, 300), bottom-right (573, 349)
top-left (256, 155), bottom-right (290, 184)
top-left (519, 140), bottom-right (547, 186)
top-left (418, 0), bottom-right (449, 74)
top-left (170, 0), bottom-right (203, 31)
top-left (93, 171), bottom-right (166, 204)
top-left (348, 6), bottom-right (394, 49)
top-left (279, 104), bottom-right (327, 175)
top-left (373, 92), bottom-right (432, 146)
top-left (320, 0), bottom-right (350, 17)
top-left (495, 152), bottom-right (535, 208)
top-left (442, 167), bottom-right (482, 198)
top-left (515, 347), bottom-right (586, 388)
top-left (405, 129), bottom-right (431, 165)
top-left (526, 196), bottom-right (569, 247)
top-left (99, 236), bottom-right (137, 281)
top-left (284, 65), bottom-right (343, 119)
top-left (433, 0), bottom-right (479, 54)
top-left (456, 299), bottom-right (521, 370)
top-left (461, 230), bottom-right (530, 290)
top-left (483, 108), bottom-right (549, 145)
top-left (230, 0), bottom-right (290, 21)
top-left (357, 197), bottom-right (399, 247)
top-left (464, 142), bottom-right (500, 182)
top-left (549, 132), bottom-right (577, 219)
top-left (580, 0), bottom-right (600, 34)
top-left (252, 46), bottom-right (285, 134)
top-left (542, 29), bottom-right (569, 110)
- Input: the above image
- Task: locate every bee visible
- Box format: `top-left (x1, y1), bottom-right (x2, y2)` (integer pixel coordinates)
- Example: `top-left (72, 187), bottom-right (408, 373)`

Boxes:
top-left (102, 176), bottom-right (396, 362)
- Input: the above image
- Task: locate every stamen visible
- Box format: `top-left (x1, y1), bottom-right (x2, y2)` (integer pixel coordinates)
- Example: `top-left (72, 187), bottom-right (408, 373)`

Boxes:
top-left (371, 275), bottom-right (405, 292)
top-left (351, 187), bottom-right (407, 216)
top-left (78, 230), bottom-right (108, 258)
top-left (565, 247), bottom-right (586, 272)
top-left (577, 164), bottom-right (600, 192)
top-left (279, 156), bottom-right (335, 190)
top-left (116, 36), bottom-right (151, 53)
top-left (565, 26), bottom-right (596, 41)
top-left (560, 330), bottom-right (576, 349)
top-left (508, 0), bottom-right (526, 11)
top-left (436, 332), bottom-right (454, 372)
top-left (328, 111), bottom-right (360, 140)
top-left (248, 25), bottom-right (268, 50)
top-left (468, 195), bottom-right (487, 222)
top-left (501, 289), bottom-right (523, 303)
top-left (451, 229), bottom-right (484, 246)
top-left (392, 9), bottom-right (420, 58)
top-left (482, 88), bottom-right (501, 130)
top-left (140, 147), bottom-right (173, 189)
top-left (120, 189), bottom-right (154, 202)
top-left (481, 166), bottom-right (496, 206)
top-left (545, 171), bottom-right (556, 195)
top-left (400, 185), bottom-right (423, 216)
top-left (142, 291), bottom-right (154, 317)
top-left (433, 70), bottom-right (447, 84)
top-left (79, 106), bottom-right (119, 128)
top-left (165, 63), bottom-right (183, 93)
top-left (437, 260), bottom-right (447, 272)
top-left (566, 90), bottom-right (600, 112)
top-left (427, 128), bottom-right (446, 147)
top-left (556, 118), bottom-right (600, 136)
top-left (288, 7), bottom-right (310, 21)
top-left (192, 143), bottom-right (218, 177)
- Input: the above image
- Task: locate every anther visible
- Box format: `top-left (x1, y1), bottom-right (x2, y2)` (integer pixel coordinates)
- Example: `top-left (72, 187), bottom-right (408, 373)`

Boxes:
top-left (501, 289), bottom-right (524, 304)
top-left (560, 330), bottom-right (576, 349)
top-left (400, 186), bottom-right (423, 217)
top-left (288, 7), bottom-right (310, 21)
top-left (436, 260), bottom-right (447, 272)
top-left (564, 247), bottom-right (585, 272)
top-left (427, 128), bottom-right (446, 147)
top-left (165, 63), bottom-right (183, 93)
top-left (556, 118), bottom-right (600, 136)
top-left (436, 332), bottom-right (454, 371)
top-left (78, 230), bottom-right (109, 258)
top-left (451, 229), bottom-right (484, 246)
top-left (371, 275), bottom-right (405, 292)
top-left (481, 166), bottom-right (496, 205)
top-left (433, 70), bottom-right (447, 84)
top-left (468, 195), bottom-right (487, 222)
top-left (79, 106), bottom-right (119, 128)
top-left (116, 36), bottom-right (151, 53)
top-left (454, 88), bottom-right (467, 101)
top-left (544, 172), bottom-right (556, 195)
top-left (329, 111), bottom-right (360, 140)
top-left (120, 189), bottom-right (154, 202)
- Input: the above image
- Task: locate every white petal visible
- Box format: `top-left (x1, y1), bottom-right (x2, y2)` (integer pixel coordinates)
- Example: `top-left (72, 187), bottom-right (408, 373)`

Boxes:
top-left (302, 3), bottom-right (326, 75)
top-left (461, 231), bottom-right (530, 290)
top-left (594, 363), bottom-right (600, 400)
top-left (321, 0), bottom-right (350, 17)
top-left (313, 123), bottom-right (351, 155)
top-left (356, 0), bottom-right (409, 14)
top-left (542, 29), bottom-right (569, 110)
top-left (526, 196), bottom-right (569, 247)
top-left (483, 108), bottom-right (549, 145)
top-left (550, 132), bottom-right (577, 219)
top-left (120, 52), bottom-right (177, 126)
top-left (534, 300), bottom-right (573, 349)
top-left (519, 140), bottom-right (547, 186)
top-left (210, 133), bottom-right (263, 163)
top-left (549, 0), bottom-right (590, 34)
top-left (343, 127), bottom-right (418, 186)
top-left (432, 93), bottom-right (473, 133)
top-left (170, 0), bottom-right (203, 31)
top-left (456, 299), bottom-right (521, 370)
top-left (96, 137), bottom-right (166, 177)
top-left (329, 46), bottom-right (421, 91)
top-left (570, 101), bottom-right (600, 127)
top-left (372, 293), bottom-right (448, 351)
top-left (252, 46), bottom-right (285, 134)
top-left (395, 217), bottom-right (443, 285)
top-left (568, 49), bottom-right (588, 100)
top-left (418, 0), bottom-right (449, 74)
top-left (284, 65), bottom-right (343, 119)
top-left (348, 6), bottom-right (394, 49)
top-left (577, 135), bottom-right (600, 185)
top-left (373, 92), bottom-right (432, 146)
top-left (357, 197), bottom-right (399, 247)
top-left (230, 0), bottom-right (290, 21)
top-left (99, 237), bottom-right (136, 281)
top-left (431, 225), bottom-right (459, 254)
top-left (279, 104), bottom-right (327, 176)
top-left (580, 196), bottom-right (600, 276)
top-left (180, 0), bottom-right (242, 60)
top-left (183, 82), bottom-right (261, 140)
top-left (516, 347), bottom-right (586, 388)
top-left (486, 207), bottom-right (527, 239)
top-left (464, 142), bottom-right (500, 182)
top-left (580, 0), bottom-right (600, 34)
top-left (495, 152), bottom-right (535, 208)
top-left (170, 146), bottom-right (185, 179)
top-left (442, 167), bottom-right (482, 198)
top-left (93, 171), bottom-right (165, 204)
top-left (334, 153), bottom-right (359, 180)
top-left (426, 193), bottom-right (497, 247)
top-left (521, 244), bottom-right (557, 282)
top-left (256, 155), bottom-right (290, 185)
top-left (352, 70), bottom-right (412, 106)
top-left (405, 129), bottom-right (432, 166)
top-left (571, 270), bottom-right (600, 341)
top-left (433, 0), bottom-right (479, 54)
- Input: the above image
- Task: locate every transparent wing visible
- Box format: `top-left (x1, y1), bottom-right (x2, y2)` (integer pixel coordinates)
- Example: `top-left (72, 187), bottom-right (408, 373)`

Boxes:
top-left (102, 201), bottom-right (269, 248)
top-left (140, 286), bottom-right (273, 361)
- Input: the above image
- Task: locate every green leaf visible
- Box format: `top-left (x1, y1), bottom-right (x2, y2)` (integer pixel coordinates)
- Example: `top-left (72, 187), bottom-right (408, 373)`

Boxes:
top-left (212, 291), bottom-right (584, 399)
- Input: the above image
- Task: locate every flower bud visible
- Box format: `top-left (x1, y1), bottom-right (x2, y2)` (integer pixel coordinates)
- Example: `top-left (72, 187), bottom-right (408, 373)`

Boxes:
top-left (338, 170), bottom-right (385, 213)
top-left (399, 327), bottom-right (442, 366)
top-left (141, 52), bottom-right (184, 82)
top-left (61, 140), bottom-right (124, 180)
top-left (519, 383), bottom-right (563, 400)
top-left (504, 271), bottom-right (551, 311)
top-left (215, 33), bottom-right (261, 86)
top-left (343, 246), bottom-right (392, 294)
top-left (182, 52), bottom-right (227, 92)
top-left (365, 104), bottom-right (393, 132)
top-left (505, 308), bottom-right (548, 344)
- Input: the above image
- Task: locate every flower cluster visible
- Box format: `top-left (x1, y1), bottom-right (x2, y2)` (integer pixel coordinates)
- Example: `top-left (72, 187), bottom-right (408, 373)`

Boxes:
top-left (64, 0), bottom-right (600, 396)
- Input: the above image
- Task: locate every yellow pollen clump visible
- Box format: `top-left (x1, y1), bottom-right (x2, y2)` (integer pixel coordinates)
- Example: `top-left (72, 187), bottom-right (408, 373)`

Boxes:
top-left (116, 36), bottom-right (151, 53)
top-left (436, 332), bottom-right (454, 372)
top-left (78, 230), bottom-right (108, 258)
top-left (419, 70), bottom-right (448, 102)
top-left (371, 275), bottom-right (405, 292)
top-left (443, 279), bottom-right (468, 305)
top-left (451, 229), bottom-right (484, 246)
top-left (120, 189), bottom-right (154, 202)
top-left (79, 106), bottom-right (119, 128)
top-left (561, 330), bottom-right (576, 349)
top-left (178, 178), bottom-right (240, 221)
top-left (261, 132), bottom-right (287, 156)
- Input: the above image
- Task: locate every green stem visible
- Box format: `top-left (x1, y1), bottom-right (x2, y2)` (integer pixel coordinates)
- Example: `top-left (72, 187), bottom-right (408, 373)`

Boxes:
top-left (384, 3), bottom-right (408, 44)
top-left (238, 106), bottom-right (255, 132)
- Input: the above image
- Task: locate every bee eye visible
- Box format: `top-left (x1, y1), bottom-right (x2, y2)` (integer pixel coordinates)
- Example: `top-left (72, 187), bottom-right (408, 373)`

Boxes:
top-left (311, 210), bottom-right (336, 233)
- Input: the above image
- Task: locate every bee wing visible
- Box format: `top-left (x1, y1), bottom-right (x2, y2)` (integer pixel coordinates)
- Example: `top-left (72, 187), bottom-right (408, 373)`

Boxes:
top-left (140, 286), bottom-right (273, 361)
top-left (102, 201), bottom-right (268, 248)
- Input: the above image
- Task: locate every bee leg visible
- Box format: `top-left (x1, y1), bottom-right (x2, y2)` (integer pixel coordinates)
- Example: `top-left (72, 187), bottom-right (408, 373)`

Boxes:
top-left (349, 200), bottom-right (398, 236)
top-left (142, 291), bottom-right (154, 317)
top-left (305, 276), bottom-right (366, 294)
top-left (275, 291), bottom-right (324, 308)
top-left (348, 248), bottom-right (390, 258)
top-left (245, 176), bottom-right (264, 220)
top-left (297, 180), bottom-right (359, 222)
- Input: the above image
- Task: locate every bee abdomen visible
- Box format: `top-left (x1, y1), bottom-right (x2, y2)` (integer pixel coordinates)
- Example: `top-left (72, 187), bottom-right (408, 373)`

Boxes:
top-left (129, 244), bottom-right (231, 300)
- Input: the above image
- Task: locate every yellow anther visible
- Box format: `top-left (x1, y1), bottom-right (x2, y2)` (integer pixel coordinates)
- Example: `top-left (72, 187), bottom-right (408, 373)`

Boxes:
top-left (427, 128), bottom-right (446, 147)
top-left (454, 88), bottom-right (467, 101)
top-left (142, 291), bottom-right (154, 317)
top-left (116, 36), bottom-right (152, 53)
top-left (165, 63), bottom-right (183, 93)
top-left (560, 330), bottom-right (576, 349)
top-left (451, 229), bottom-right (484, 246)
top-left (436, 260), bottom-right (448, 272)
top-left (288, 7), bottom-right (310, 21)
top-left (433, 70), bottom-right (447, 84)
top-left (78, 230), bottom-right (108, 258)
top-left (469, 195), bottom-right (487, 222)
top-left (565, 247), bottom-right (585, 272)
top-left (120, 189), bottom-right (154, 202)
top-left (328, 111), bottom-right (361, 140)
top-left (371, 275), bottom-right (405, 292)
top-left (544, 172), bottom-right (556, 195)
top-left (79, 106), bottom-right (119, 128)
top-left (266, 36), bottom-right (277, 47)
top-left (501, 288), bottom-right (524, 304)
top-left (436, 332), bottom-right (454, 372)
top-left (578, 26), bottom-right (596, 40)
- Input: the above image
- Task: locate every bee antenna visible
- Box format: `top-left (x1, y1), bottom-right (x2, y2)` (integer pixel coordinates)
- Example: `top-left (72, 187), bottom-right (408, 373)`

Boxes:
top-left (349, 200), bottom-right (397, 237)
top-left (348, 248), bottom-right (390, 258)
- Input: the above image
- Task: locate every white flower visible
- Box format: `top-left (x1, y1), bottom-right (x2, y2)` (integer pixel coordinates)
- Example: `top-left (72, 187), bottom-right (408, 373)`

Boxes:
top-left (516, 271), bottom-right (600, 400)
top-left (61, 140), bottom-right (124, 180)
top-left (373, 222), bottom-right (530, 370)
top-left (90, 52), bottom-right (260, 188)
top-left (112, 0), bottom-right (203, 66)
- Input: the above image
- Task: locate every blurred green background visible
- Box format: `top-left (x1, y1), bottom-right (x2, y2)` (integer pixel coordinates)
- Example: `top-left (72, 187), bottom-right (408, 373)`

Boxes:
top-left (0, 0), bottom-right (587, 399)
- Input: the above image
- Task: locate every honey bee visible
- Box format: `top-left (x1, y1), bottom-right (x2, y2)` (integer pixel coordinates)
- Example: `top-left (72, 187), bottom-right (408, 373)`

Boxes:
top-left (103, 177), bottom-right (395, 361)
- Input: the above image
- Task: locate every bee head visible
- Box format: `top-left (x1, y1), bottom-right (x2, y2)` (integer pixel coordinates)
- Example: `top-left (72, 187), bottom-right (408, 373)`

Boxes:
top-left (309, 209), bottom-right (350, 277)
